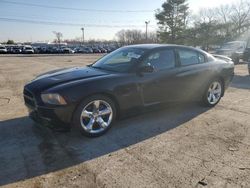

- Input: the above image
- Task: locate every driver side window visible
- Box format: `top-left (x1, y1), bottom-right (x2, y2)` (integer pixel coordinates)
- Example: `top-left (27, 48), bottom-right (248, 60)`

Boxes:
top-left (143, 49), bottom-right (176, 71)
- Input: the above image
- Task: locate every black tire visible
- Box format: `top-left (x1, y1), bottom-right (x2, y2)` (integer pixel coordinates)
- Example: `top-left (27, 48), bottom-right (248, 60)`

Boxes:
top-left (202, 79), bottom-right (224, 107)
top-left (232, 57), bottom-right (240, 64)
top-left (73, 95), bottom-right (116, 137)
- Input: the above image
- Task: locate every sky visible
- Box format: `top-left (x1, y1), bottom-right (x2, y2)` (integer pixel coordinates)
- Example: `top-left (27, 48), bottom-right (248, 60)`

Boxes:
top-left (0, 0), bottom-right (239, 42)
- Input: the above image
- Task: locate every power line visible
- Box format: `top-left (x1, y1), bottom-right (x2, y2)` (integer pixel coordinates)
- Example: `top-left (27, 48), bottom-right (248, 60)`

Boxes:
top-left (0, 17), bottom-right (157, 28)
top-left (3, 13), bottom-right (155, 24)
top-left (0, 0), bottom-right (155, 13)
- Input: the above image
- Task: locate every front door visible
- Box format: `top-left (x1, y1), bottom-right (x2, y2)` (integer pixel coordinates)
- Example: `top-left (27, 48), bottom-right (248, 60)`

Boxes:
top-left (138, 48), bottom-right (180, 105)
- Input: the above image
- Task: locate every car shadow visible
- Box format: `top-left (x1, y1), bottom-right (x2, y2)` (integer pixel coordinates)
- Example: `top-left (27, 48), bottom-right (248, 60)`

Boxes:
top-left (230, 75), bottom-right (250, 90)
top-left (0, 103), bottom-right (209, 186)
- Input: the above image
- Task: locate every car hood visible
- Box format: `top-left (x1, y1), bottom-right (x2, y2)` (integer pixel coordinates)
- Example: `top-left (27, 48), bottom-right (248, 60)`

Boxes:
top-left (25, 66), bottom-right (109, 93)
top-left (217, 48), bottom-right (244, 53)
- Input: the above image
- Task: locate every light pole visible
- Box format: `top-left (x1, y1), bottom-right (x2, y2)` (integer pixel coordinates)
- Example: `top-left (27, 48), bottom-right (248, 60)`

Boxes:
top-left (145, 21), bottom-right (150, 41)
top-left (81, 27), bottom-right (84, 46)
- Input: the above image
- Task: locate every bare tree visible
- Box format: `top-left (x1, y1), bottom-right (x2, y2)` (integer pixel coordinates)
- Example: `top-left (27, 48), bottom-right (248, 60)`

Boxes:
top-left (53, 31), bottom-right (63, 46)
top-left (116, 30), bottom-right (127, 45)
top-left (116, 29), bottom-right (158, 45)
top-left (230, 0), bottom-right (250, 36)
top-left (198, 8), bottom-right (217, 23)
top-left (215, 5), bottom-right (232, 24)
top-left (214, 5), bottom-right (233, 40)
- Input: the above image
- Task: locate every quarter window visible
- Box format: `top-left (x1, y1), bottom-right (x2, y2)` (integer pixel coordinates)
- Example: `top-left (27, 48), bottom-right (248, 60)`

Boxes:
top-left (143, 49), bottom-right (175, 71)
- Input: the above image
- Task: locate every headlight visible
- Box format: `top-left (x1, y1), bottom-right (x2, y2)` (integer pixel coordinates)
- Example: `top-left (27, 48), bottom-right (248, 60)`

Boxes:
top-left (41, 93), bottom-right (67, 105)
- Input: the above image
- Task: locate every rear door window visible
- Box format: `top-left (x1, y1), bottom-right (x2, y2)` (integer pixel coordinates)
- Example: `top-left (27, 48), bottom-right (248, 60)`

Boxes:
top-left (178, 49), bottom-right (199, 66)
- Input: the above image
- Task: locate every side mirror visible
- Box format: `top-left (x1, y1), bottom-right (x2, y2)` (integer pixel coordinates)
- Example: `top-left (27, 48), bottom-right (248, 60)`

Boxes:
top-left (138, 64), bottom-right (154, 73)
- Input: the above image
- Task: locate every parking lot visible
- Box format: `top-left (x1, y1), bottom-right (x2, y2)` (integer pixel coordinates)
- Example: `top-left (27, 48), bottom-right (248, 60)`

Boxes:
top-left (0, 54), bottom-right (249, 188)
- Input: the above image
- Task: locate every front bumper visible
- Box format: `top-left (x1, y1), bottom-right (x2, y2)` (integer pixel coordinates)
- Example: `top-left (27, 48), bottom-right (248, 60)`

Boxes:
top-left (25, 103), bottom-right (75, 129)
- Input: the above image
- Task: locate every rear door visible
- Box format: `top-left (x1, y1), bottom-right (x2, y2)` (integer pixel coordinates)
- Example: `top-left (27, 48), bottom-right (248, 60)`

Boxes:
top-left (175, 48), bottom-right (211, 101)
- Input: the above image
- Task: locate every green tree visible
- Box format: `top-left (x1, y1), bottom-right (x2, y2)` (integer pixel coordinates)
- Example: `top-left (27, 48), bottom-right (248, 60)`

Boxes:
top-left (155, 0), bottom-right (189, 44)
top-left (6, 40), bottom-right (14, 44)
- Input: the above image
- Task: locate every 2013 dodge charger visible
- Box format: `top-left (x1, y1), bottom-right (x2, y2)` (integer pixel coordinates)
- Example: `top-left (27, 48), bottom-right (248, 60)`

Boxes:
top-left (23, 44), bottom-right (234, 137)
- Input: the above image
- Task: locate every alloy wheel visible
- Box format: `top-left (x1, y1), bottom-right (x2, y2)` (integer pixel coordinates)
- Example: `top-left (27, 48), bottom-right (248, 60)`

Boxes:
top-left (80, 100), bottom-right (113, 134)
top-left (207, 81), bottom-right (222, 105)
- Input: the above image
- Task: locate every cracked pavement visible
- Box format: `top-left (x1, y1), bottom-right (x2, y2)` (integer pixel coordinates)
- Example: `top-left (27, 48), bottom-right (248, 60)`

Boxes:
top-left (0, 55), bottom-right (249, 188)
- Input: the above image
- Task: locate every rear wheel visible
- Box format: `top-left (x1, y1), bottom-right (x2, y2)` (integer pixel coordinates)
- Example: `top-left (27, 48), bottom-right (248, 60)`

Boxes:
top-left (202, 80), bottom-right (223, 107)
top-left (73, 95), bottom-right (116, 137)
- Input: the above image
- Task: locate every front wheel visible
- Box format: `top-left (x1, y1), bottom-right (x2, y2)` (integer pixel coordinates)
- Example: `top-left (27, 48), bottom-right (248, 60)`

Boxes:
top-left (73, 95), bottom-right (116, 137)
top-left (202, 80), bottom-right (224, 107)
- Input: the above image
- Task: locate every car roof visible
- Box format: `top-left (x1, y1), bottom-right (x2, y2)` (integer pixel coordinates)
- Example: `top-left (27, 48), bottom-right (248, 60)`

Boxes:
top-left (123, 44), bottom-right (206, 53)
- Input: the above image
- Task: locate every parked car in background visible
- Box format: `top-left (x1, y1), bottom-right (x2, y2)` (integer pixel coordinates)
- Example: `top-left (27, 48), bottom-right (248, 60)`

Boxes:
top-left (73, 47), bottom-right (82, 53)
top-left (248, 63), bottom-right (250, 75)
top-left (50, 47), bottom-right (61, 54)
top-left (78, 47), bottom-right (93, 53)
top-left (23, 46), bottom-right (34, 54)
top-left (36, 47), bottom-right (46, 54)
top-left (62, 47), bottom-right (74, 54)
top-left (33, 47), bottom-right (40, 54)
top-left (0, 46), bottom-right (7, 53)
top-left (24, 44), bottom-right (234, 137)
top-left (84, 47), bottom-right (94, 53)
top-left (73, 47), bottom-right (91, 54)
top-left (243, 38), bottom-right (250, 62)
top-left (216, 41), bottom-right (246, 64)
top-left (100, 48), bottom-right (108, 53)
top-left (12, 46), bottom-right (22, 54)
top-left (6, 46), bottom-right (13, 53)
top-left (92, 47), bottom-right (102, 53)
top-left (1, 43), bottom-right (121, 54)
top-left (243, 38), bottom-right (250, 75)
top-left (106, 47), bottom-right (114, 53)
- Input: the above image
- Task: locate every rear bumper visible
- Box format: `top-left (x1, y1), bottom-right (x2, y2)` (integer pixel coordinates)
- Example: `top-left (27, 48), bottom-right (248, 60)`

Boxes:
top-left (26, 104), bottom-right (75, 129)
top-left (225, 72), bottom-right (234, 90)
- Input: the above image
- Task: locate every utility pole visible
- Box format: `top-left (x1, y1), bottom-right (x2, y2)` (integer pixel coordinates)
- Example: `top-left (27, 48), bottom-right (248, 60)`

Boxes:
top-left (81, 27), bottom-right (84, 46)
top-left (145, 21), bottom-right (150, 41)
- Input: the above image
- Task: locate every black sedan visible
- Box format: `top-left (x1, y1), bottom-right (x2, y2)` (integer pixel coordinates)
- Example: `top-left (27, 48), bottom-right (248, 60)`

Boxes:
top-left (23, 44), bottom-right (234, 137)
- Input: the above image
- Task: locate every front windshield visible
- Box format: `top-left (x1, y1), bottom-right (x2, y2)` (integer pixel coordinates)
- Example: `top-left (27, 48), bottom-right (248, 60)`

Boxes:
top-left (92, 47), bottom-right (145, 72)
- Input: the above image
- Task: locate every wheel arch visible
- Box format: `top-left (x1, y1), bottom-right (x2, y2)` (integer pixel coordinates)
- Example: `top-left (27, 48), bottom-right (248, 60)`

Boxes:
top-left (217, 76), bottom-right (225, 97)
top-left (97, 92), bottom-right (121, 116)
